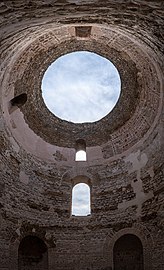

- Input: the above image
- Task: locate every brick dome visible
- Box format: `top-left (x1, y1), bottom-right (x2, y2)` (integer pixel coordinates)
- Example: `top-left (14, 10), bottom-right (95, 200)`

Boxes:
top-left (0, 1), bottom-right (163, 270)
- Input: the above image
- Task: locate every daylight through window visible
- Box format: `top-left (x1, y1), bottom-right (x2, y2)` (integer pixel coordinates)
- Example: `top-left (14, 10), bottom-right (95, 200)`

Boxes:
top-left (72, 183), bottom-right (91, 216)
top-left (75, 139), bottom-right (87, 161)
top-left (75, 150), bottom-right (86, 161)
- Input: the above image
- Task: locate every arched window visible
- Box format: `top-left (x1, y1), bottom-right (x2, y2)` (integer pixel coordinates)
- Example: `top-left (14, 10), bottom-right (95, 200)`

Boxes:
top-left (18, 235), bottom-right (48, 270)
top-left (75, 139), bottom-right (86, 161)
top-left (75, 150), bottom-right (86, 161)
top-left (72, 183), bottom-right (91, 216)
top-left (113, 234), bottom-right (144, 270)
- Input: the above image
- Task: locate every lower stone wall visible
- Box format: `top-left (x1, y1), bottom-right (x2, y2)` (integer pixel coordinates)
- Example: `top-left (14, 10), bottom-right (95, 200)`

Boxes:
top-left (0, 216), bottom-right (163, 270)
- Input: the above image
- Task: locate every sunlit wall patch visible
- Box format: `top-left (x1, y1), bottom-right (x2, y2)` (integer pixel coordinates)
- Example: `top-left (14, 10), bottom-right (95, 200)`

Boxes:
top-left (42, 51), bottom-right (121, 123)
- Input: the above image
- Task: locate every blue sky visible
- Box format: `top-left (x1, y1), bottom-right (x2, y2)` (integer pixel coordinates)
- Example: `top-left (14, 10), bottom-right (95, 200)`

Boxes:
top-left (42, 51), bottom-right (121, 123)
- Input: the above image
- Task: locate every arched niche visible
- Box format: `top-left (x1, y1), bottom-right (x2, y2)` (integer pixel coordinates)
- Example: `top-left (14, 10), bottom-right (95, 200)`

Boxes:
top-left (75, 139), bottom-right (87, 161)
top-left (103, 226), bottom-right (153, 270)
top-left (113, 234), bottom-right (144, 270)
top-left (18, 235), bottom-right (48, 270)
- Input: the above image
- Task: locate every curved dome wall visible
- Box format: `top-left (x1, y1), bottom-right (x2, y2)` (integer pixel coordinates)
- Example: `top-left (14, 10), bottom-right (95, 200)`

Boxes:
top-left (0, 1), bottom-right (163, 270)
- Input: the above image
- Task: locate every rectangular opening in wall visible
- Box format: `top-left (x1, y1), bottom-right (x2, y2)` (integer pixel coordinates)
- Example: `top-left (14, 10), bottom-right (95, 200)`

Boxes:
top-left (75, 26), bottom-right (92, 38)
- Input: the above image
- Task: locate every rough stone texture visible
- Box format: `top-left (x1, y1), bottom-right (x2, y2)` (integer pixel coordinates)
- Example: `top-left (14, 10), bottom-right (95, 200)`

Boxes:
top-left (0, 1), bottom-right (164, 270)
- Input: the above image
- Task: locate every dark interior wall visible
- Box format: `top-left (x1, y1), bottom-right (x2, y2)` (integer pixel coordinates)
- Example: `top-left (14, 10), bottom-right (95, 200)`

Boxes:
top-left (113, 234), bottom-right (144, 270)
top-left (18, 236), bottom-right (48, 270)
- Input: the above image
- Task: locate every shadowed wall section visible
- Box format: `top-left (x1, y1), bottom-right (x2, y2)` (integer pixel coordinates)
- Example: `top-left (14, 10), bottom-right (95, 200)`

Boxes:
top-left (18, 236), bottom-right (48, 270)
top-left (113, 234), bottom-right (144, 270)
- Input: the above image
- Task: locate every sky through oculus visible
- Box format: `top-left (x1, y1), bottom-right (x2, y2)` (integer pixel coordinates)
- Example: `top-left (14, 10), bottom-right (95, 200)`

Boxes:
top-left (42, 51), bottom-right (121, 124)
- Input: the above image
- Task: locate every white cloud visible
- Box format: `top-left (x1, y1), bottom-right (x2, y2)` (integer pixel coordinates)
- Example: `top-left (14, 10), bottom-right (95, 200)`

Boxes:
top-left (42, 51), bottom-right (121, 123)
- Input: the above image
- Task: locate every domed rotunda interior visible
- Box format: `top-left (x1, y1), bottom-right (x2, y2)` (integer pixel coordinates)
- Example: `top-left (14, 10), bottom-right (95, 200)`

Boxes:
top-left (0, 1), bottom-right (163, 270)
